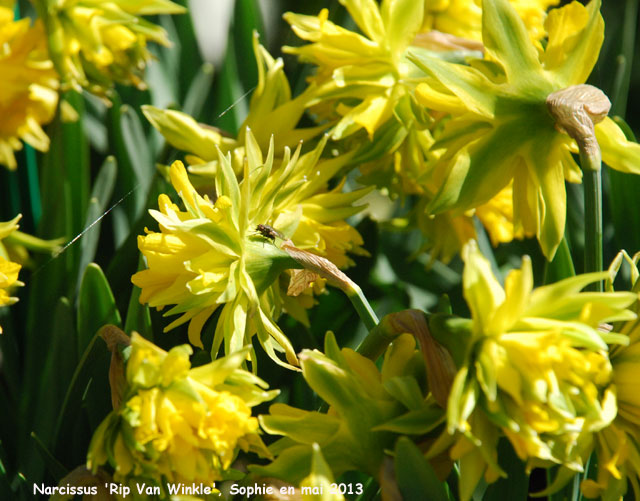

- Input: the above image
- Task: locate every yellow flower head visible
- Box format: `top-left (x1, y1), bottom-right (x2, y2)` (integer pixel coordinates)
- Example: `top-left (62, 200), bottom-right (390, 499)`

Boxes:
top-left (284, 0), bottom-right (425, 139)
top-left (87, 333), bottom-right (277, 488)
top-left (33, 0), bottom-right (185, 94)
top-left (284, 0), bottom-right (436, 196)
top-left (445, 241), bottom-right (637, 500)
top-left (0, 7), bottom-right (58, 170)
top-left (0, 215), bottom-right (24, 323)
top-left (132, 132), bottom-right (370, 369)
top-left (255, 332), bottom-right (440, 485)
top-left (141, 38), bottom-right (368, 310)
top-left (421, 0), bottom-right (558, 43)
top-left (411, 0), bottom-right (640, 259)
top-left (580, 253), bottom-right (640, 500)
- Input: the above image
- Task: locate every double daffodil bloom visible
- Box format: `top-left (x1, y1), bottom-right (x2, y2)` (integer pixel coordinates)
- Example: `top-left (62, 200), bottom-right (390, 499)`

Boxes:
top-left (442, 241), bottom-right (637, 501)
top-left (0, 216), bottom-right (24, 332)
top-left (421, 0), bottom-right (558, 43)
top-left (87, 334), bottom-right (277, 490)
top-left (579, 253), bottom-right (640, 500)
top-left (284, 0), bottom-right (432, 194)
top-left (0, 7), bottom-right (58, 169)
top-left (132, 132), bottom-right (370, 369)
top-left (255, 332), bottom-right (442, 485)
top-left (411, 0), bottom-right (640, 259)
top-left (143, 37), bottom-right (368, 330)
top-left (32, 0), bottom-right (185, 94)
top-left (284, 0), bottom-right (425, 142)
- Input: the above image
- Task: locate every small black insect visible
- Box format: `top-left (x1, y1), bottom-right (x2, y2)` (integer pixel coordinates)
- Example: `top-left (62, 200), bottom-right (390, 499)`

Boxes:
top-left (256, 224), bottom-right (285, 241)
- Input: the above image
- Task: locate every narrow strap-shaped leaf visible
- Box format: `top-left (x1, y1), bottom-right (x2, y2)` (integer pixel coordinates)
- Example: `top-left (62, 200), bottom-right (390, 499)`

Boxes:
top-left (395, 436), bottom-right (449, 501)
top-left (75, 157), bottom-right (117, 293)
top-left (77, 263), bottom-right (122, 357)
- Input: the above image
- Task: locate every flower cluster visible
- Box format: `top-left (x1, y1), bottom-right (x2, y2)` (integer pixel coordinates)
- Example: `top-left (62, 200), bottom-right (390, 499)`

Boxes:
top-left (257, 242), bottom-right (640, 498)
top-left (125, 2), bottom-right (640, 494)
top-left (5, 0), bottom-right (640, 499)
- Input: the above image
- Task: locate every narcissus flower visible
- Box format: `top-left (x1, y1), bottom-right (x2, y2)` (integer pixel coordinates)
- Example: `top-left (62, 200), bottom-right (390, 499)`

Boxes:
top-left (87, 334), bottom-right (277, 490)
top-left (441, 241), bottom-right (637, 501)
top-left (580, 253), bottom-right (640, 500)
top-left (284, 0), bottom-right (425, 141)
top-left (411, 0), bottom-right (640, 259)
top-left (32, 0), bottom-right (185, 94)
top-left (420, 0), bottom-right (558, 43)
top-left (254, 332), bottom-right (442, 485)
top-left (284, 0), bottom-right (436, 195)
top-left (132, 131), bottom-right (369, 368)
top-left (0, 7), bottom-right (58, 169)
top-left (0, 215), bottom-right (24, 325)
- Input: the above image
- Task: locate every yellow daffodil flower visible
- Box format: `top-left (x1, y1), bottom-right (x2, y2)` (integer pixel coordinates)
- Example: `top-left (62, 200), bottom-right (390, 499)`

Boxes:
top-left (421, 0), bottom-right (558, 43)
top-left (32, 0), bottom-right (185, 94)
top-left (132, 131), bottom-right (370, 369)
top-left (0, 7), bottom-right (58, 170)
top-left (442, 241), bottom-right (637, 501)
top-left (284, 0), bottom-right (428, 187)
top-left (87, 333), bottom-right (277, 491)
top-left (142, 36), bottom-right (369, 331)
top-left (411, 0), bottom-right (640, 259)
top-left (579, 253), bottom-right (640, 500)
top-left (255, 332), bottom-right (442, 485)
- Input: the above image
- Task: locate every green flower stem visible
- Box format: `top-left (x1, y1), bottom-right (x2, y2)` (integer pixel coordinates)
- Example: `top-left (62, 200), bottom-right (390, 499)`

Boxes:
top-left (355, 319), bottom-right (401, 362)
top-left (580, 147), bottom-right (603, 291)
top-left (5, 231), bottom-right (63, 254)
top-left (279, 240), bottom-right (379, 331)
top-left (346, 283), bottom-right (379, 332)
